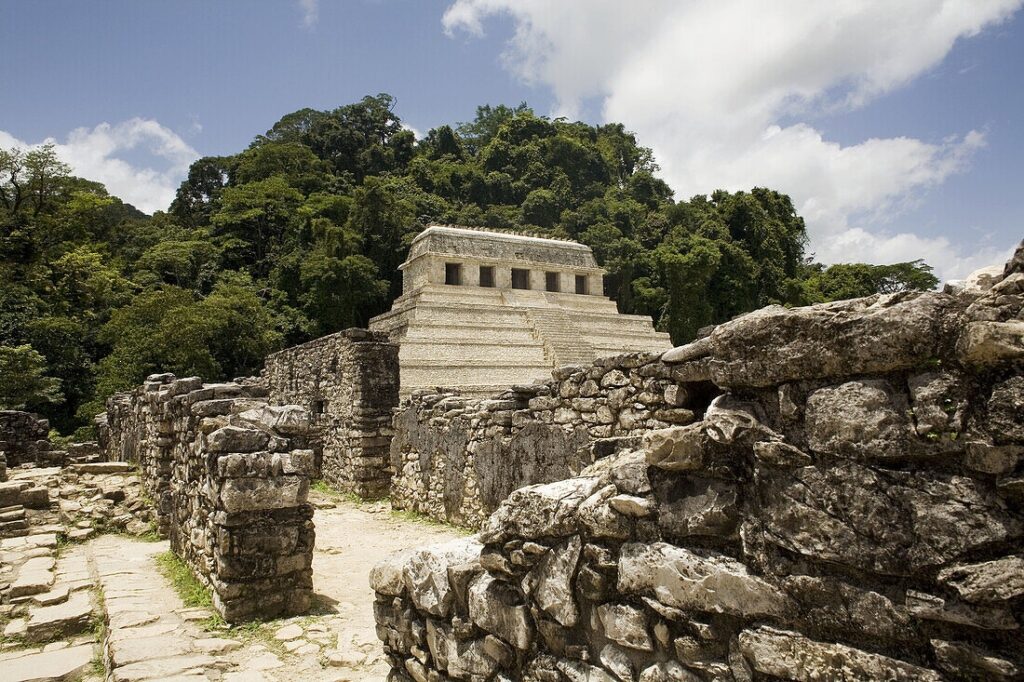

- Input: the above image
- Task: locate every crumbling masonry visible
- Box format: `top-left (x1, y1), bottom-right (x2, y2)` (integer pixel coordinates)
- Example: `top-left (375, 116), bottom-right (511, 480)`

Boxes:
top-left (262, 328), bottom-right (399, 498)
top-left (99, 374), bottom-right (317, 622)
top-left (371, 243), bottom-right (1024, 681)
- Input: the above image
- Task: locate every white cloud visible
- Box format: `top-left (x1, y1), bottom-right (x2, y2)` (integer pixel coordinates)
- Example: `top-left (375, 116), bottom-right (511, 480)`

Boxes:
top-left (298, 0), bottom-right (319, 28)
top-left (443, 0), bottom-right (1022, 280)
top-left (0, 119), bottom-right (200, 214)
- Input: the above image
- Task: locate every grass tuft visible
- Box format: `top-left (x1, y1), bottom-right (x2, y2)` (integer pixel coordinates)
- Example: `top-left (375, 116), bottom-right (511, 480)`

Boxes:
top-left (154, 551), bottom-right (213, 609)
top-left (390, 508), bottom-right (475, 535)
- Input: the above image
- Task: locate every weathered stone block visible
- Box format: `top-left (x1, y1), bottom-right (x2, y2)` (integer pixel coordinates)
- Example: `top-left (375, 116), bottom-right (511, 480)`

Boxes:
top-left (618, 542), bottom-right (790, 618)
top-left (752, 462), bottom-right (1020, 575)
top-left (738, 626), bottom-right (942, 681)
top-left (218, 476), bottom-right (308, 513)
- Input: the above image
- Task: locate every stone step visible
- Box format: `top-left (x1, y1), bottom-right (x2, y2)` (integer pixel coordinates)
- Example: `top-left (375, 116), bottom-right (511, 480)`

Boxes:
top-left (0, 480), bottom-right (31, 507)
top-left (0, 503), bottom-right (24, 520)
top-left (10, 555), bottom-right (56, 597)
top-left (2, 643), bottom-right (94, 682)
top-left (32, 583), bottom-right (71, 607)
top-left (72, 462), bottom-right (134, 474)
top-left (0, 518), bottom-right (29, 536)
top-left (25, 591), bottom-right (94, 642)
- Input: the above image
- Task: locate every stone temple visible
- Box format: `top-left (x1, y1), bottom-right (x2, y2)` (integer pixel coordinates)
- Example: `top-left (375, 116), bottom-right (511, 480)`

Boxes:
top-left (369, 225), bottom-right (672, 396)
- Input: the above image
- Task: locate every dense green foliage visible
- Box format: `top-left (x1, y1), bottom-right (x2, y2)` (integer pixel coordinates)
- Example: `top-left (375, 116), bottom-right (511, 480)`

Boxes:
top-left (0, 94), bottom-right (938, 436)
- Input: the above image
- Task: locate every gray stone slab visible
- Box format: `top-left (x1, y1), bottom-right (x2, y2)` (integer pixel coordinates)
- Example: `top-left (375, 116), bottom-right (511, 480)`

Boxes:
top-left (2, 643), bottom-right (93, 682)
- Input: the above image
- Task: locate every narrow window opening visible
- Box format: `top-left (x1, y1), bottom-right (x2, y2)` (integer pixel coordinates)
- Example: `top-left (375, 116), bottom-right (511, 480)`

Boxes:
top-left (312, 399), bottom-right (326, 415)
top-left (511, 268), bottom-right (531, 290)
top-left (545, 272), bottom-right (560, 292)
top-left (445, 262), bottom-right (463, 285)
top-left (479, 265), bottom-right (495, 288)
top-left (575, 275), bottom-right (588, 294)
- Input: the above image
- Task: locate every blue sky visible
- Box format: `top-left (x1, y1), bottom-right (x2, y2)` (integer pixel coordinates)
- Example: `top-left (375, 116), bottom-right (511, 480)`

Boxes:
top-left (1, 0), bottom-right (1021, 279)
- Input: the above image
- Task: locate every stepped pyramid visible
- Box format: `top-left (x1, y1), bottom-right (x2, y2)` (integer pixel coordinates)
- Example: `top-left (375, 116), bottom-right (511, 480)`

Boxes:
top-left (369, 225), bottom-right (672, 398)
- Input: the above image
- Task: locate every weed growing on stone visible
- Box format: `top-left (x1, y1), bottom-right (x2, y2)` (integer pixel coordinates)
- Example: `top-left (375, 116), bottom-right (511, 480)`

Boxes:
top-left (154, 551), bottom-right (213, 609)
top-left (310, 479), bottom-right (337, 496)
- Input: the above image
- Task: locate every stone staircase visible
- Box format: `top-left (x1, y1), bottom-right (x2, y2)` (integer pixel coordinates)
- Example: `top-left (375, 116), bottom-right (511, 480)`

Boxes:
top-left (2, 534), bottom-right (96, 646)
top-left (522, 305), bottom-right (595, 367)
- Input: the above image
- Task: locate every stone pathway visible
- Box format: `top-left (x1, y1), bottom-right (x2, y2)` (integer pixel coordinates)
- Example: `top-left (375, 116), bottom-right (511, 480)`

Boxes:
top-left (1, 533), bottom-right (101, 682)
top-left (1, 491), bottom-right (465, 681)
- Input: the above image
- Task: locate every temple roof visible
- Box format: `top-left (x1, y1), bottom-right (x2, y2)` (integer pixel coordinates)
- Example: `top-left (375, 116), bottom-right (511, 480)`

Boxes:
top-left (404, 225), bottom-right (600, 270)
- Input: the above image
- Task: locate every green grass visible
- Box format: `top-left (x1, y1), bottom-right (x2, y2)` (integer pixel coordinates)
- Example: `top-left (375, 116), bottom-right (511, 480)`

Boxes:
top-left (154, 551), bottom-right (213, 609)
top-left (89, 585), bottom-right (108, 677)
top-left (390, 508), bottom-right (475, 535)
top-left (309, 479), bottom-right (386, 507)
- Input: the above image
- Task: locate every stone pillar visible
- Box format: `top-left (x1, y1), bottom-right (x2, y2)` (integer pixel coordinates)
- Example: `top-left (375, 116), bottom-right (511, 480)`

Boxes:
top-left (496, 266), bottom-right (513, 290)
top-left (464, 260), bottom-right (481, 287)
top-left (589, 273), bottom-right (604, 296)
top-left (559, 271), bottom-right (574, 294)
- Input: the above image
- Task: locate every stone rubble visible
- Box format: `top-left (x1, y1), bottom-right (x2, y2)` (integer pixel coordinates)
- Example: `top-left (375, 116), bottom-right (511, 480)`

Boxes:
top-left (372, 241), bottom-right (1024, 682)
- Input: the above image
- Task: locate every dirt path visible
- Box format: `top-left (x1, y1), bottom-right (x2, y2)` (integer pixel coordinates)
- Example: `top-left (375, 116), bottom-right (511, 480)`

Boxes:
top-left (298, 493), bottom-right (468, 680)
top-left (108, 489), bottom-right (464, 679)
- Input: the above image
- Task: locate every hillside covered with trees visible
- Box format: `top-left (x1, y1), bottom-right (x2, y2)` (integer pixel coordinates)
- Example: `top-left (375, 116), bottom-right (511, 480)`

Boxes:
top-left (0, 94), bottom-right (938, 437)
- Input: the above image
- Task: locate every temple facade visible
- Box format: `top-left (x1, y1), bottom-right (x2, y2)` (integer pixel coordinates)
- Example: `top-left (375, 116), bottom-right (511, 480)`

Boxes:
top-left (369, 225), bottom-right (672, 397)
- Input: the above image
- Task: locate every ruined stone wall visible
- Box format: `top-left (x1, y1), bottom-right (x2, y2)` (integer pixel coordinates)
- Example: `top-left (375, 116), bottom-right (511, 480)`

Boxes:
top-left (372, 245), bottom-right (1024, 681)
top-left (0, 410), bottom-right (55, 468)
top-left (262, 328), bottom-right (399, 498)
top-left (100, 374), bottom-right (316, 622)
top-left (390, 354), bottom-right (713, 527)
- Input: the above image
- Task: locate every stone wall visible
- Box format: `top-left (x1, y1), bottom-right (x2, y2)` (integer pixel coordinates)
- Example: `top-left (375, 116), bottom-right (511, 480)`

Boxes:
top-left (0, 410), bottom-right (55, 468)
top-left (262, 328), bottom-right (399, 498)
top-left (99, 373), bottom-right (317, 622)
top-left (390, 354), bottom-right (716, 527)
top-left (372, 244), bottom-right (1024, 681)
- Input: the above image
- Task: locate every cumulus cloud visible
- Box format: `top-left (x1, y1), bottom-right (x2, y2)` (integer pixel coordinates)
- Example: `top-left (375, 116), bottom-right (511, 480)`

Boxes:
top-left (298, 0), bottom-right (319, 28)
top-left (0, 119), bottom-right (199, 214)
top-left (443, 0), bottom-right (1022, 280)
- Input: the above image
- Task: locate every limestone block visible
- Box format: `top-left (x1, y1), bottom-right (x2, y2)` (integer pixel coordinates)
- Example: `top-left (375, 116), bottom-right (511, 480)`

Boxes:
top-left (25, 591), bottom-right (93, 642)
top-left (931, 639), bottom-right (1019, 681)
top-left (738, 626), bottom-right (942, 682)
top-left (402, 537), bottom-right (483, 618)
top-left (3, 644), bottom-right (94, 682)
top-left (425, 620), bottom-right (498, 679)
top-left (618, 542), bottom-right (790, 618)
top-left (805, 380), bottom-right (914, 459)
top-left (936, 555), bottom-right (1024, 603)
top-left (643, 425), bottom-right (706, 472)
top-left (527, 536), bottom-right (582, 627)
top-left (780, 575), bottom-right (912, 641)
top-left (235, 404), bottom-right (311, 435)
top-left (218, 476), bottom-right (308, 513)
top-left (481, 477), bottom-right (602, 542)
top-left (656, 477), bottom-right (738, 539)
top-left (988, 376), bottom-right (1024, 444)
top-left (370, 548), bottom-right (417, 597)
top-left (206, 425), bottom-right (270, 453)
top-left (468, 572), bottom-right (533, 649)
top-left (753, 462), bottom-right (1021, 575)
top-left (556, 658), bottom-right (617, 682)
top-left (958, 320), bottom-right (1024, 366)
top-left (596, 603), bottom-right (652, 651)
top-left (707, 293), bottom-right (953, 388)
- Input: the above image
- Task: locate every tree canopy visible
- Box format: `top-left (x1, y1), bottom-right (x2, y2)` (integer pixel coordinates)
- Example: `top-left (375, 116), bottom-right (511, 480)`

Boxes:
top-left (0, 95), bottom-right (941, 438)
